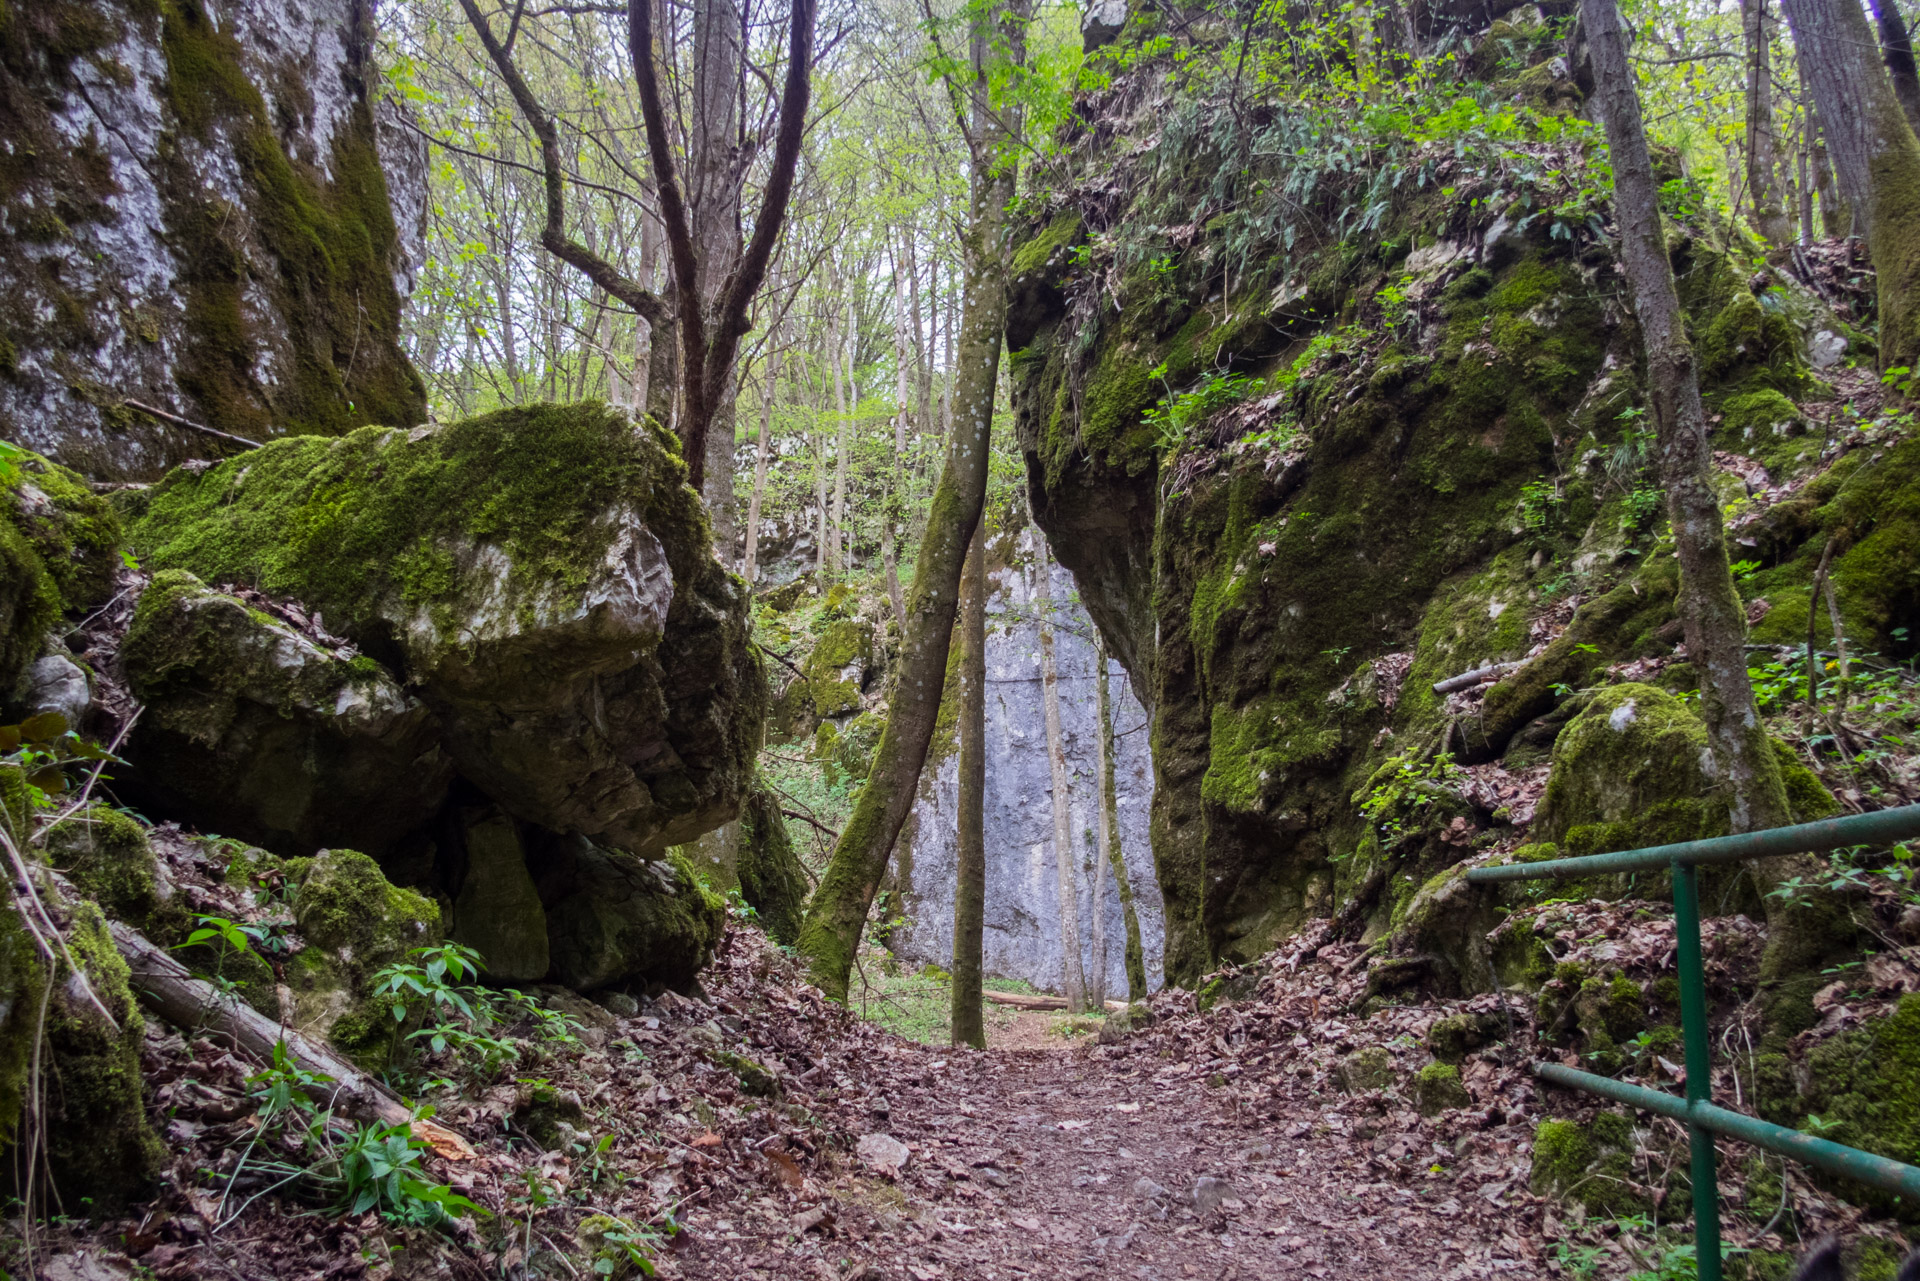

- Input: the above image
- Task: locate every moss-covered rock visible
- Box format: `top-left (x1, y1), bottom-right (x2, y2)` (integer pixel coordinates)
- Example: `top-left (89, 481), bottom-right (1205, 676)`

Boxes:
top-left (130, 403), bottom-right (766, 857)
top-left (2, 449), bottom-right (122, 698)
top-left (538, 840), bottom-right (725, 993)
top-left (290, 847), bottom-right (440, 1066)
top-left (1528, 1111), bottom-right (1649, 1216)
top-left (803, 618), bottom-right (875, 719)
top-left (446, 807), bottom-right (549, 983)
top-left (0, 0), bottom-right (427, 481)
top-left (42, 806), bottom-right (167, 932)
top-left (120, 570), bottom-right (452, 859)
top-left (1424, 1010), bottom-right (1503, 1063)
top-left (0, 894), bottom-right (162, 1215)
top-left (1412, 1061), bottom-right (1470, 1115)
top-left (737, 776), bottom-right (808, 946)
top-left (1337, 1045), bottom-right (1397, 1091)
top-left (1536, 683), bottom-right (1728, 857)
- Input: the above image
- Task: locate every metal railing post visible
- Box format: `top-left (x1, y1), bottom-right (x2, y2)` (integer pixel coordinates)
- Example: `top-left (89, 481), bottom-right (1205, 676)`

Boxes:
top-left (1671, 857), bottom-right (1722, 1281)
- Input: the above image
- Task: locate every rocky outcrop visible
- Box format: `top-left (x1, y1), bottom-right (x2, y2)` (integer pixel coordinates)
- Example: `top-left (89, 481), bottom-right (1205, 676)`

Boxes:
top-left (125, 402), bottom-right (765, 860)
top-left (0, 0), bottom-right (426, 480)
top-left (2, 449), bottom-right (122, 703)
top-left (1005, 15), bottom-right (1905, 987)
top-left (890, 526), bottom-right (1166, 999)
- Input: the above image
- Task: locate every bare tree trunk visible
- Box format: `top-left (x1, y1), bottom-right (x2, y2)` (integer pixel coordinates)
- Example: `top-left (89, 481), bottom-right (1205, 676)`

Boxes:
top-left (886, 245), bottom-right (912, 629)
top-left (1036, 535), bottom-right (1087, 1014)
top-left (1799, 141), bottom-right (1815, 246)
top-left (813, 361), bottom-right (830, 576)
top-left (744, 345), bottom-right (779, 584)
top-left (1585, 0), bottom-right (1791, 838)
top-left (690, 0), bottom-right (742, 557)
top-left (1096, 634), bottom-right (1147, 1002)
top-left (793, 0), bottom-right (1025, 999)
top-left (1783, 0), bottom-right (1920, 364)
top-left (1584, 0), bottom-right (1849, 996)
top-left (1742, 0), bottom-right (1793, 248)
top-left (1871, 0), bottom-right (1920, 134)
top-left (950, 523), bottom-right (988, 1049)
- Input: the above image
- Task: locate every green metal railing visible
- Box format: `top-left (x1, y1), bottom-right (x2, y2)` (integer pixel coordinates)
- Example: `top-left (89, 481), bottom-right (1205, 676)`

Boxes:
top-left (1465, 804), bottom-right (1920, 1281)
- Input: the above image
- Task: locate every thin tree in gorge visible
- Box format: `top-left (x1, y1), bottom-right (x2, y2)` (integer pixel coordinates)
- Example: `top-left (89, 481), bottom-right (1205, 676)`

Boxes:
top-left (1583, 0), bottom-right (1849, 993)
top-left (1096, 634), bottom-right (1147, 1003)
top-left (950, 523), bottom-right (988, 1049)
top-left (1036, 533), bottom-right (1087, 1014)
top-left (794, 0), bottom-right (1028, 1000)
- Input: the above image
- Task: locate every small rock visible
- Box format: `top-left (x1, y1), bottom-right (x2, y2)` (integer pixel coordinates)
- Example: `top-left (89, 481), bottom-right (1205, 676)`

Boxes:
top-left (868, 1093), bottom-right (892, 1118)
top-left (1190, 1175), bottom-right (1239, 1215)
top-left (1810, 328), bottom-right (1849, 369)
top-left (857, 1132), bottom-right (911, 1175)
top-left (1131, 1176), bottom-right (1168, 1202)
top-left (597, 991), bottom-right (641, 1018)
top-left (972, 1165), bottom-right (1010, 1188)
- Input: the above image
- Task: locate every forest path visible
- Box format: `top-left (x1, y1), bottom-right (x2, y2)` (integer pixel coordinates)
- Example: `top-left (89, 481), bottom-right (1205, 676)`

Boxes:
top-left (669, 1032), bottom-right (1544, 1281)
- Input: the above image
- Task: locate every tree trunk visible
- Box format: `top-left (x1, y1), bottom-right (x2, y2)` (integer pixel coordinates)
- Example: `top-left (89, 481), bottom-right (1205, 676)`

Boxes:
top-left (1871, 0), bottom-right (1920, 135)
top-left (1584, 0), bottom-right (1851, 994)
top-left (1096, 634), bottom-right (1148, 1002)
top-left (1799, 142), bottom-right (1815, 246)
top-left (1585, 0), bottom-right (1791, 837)
top-left (1036, 534), bottom-right (1087, 1014)
top-left (1742, 0), bottom-right (1793, 249)
top-left (743, 345), bottom-right (778, 584)
top-left (793, 0), bottom-right (1025, 999)
top-left (950, 523), bottom-right (988, 1049)
top-left (828, 300), bottom-right (850, 573)
top-left (887, 246), bottom-right (913, 629)
top-left (689, 0), bottom-right (742, 556)
top-left (1783, 0), bottom-right (1920, 365)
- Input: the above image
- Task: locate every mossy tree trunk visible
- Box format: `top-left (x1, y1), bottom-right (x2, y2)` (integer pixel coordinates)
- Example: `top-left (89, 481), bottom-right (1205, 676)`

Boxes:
top-left (1741, 0), bottom-right (1793, 249)
top-left (794, 0), bottom-right (1025, 999)
top-left (1097, 634), bottom-right (1148, 1002)
top-left (1869, 0), bottom-right (1920, 135)
top-left (1037, 534), bottom-right (1088, 1014)
top-left (1783, 0), bottom-right (1920, 367)
top-left (950, 524), bottom-right (988, 1049)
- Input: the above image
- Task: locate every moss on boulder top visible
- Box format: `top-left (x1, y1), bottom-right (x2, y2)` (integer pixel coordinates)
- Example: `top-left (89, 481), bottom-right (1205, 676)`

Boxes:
top-left (128, 402), bottom-right (766, 857)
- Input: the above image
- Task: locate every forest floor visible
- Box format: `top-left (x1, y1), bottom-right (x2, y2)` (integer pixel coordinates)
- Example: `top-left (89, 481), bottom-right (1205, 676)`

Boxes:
top-left (21, 902), bottom-right (1912, 1281)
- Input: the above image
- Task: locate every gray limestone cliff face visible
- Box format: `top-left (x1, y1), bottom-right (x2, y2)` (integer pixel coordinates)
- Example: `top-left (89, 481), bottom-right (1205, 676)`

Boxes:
top-left (0, 0), bottom-right (426, 480)
top-left (891, 529), bottom-right (1166, 999)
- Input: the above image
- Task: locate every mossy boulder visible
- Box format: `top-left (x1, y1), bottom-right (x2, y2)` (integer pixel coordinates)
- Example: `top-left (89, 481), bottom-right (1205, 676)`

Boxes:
top-left (1529, 1111), bottom-right (1650, 1216)
top-left (737, 775), bottom-right (808, 946)
top-left (1337, 1045), bottom-right (1397, 1092)
top-left (1424, 1010), bottom-right (1503, 1063)
top-left (537, 841), bottom-right (725, 993)
top-left (1755, 993), bottom-right (1920, 1222)
top-left (130, 403), bottom-right (766, 857)
top-left (446, 806), bottom-right (549, 984)
top-left (1386, 865), bottom-right (1508, 997)
top-left (803, 617), bottom-right (875, 718)
top-left (2, 449), bottom-right (122, 698)
top-left (41, 805), bottom-right (195, 943)
top-left (1412, 1061), bottom-right (1471, 1115)
top-left (0, 895), bottom-right (162, 1215)
top-left (290, 848), bottom-right (440, 1065)
top-left (119, 570), bottom-right (453, 859)
top-left (1536, 684), bottom-right (1727, 856)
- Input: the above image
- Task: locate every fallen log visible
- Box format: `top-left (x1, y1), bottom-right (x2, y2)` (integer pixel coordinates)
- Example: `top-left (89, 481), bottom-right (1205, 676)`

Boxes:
top-left (1431, 660), bottom-right (1523, 696)
top-left (107, 919), bottom-right (474, 1159)
top-left (983, 990), bottom-right (1128, 1013)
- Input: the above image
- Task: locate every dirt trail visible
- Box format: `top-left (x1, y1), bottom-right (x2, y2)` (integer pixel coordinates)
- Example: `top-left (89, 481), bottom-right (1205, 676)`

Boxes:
top-left (673, 1029), bottom-right (1544, 1281)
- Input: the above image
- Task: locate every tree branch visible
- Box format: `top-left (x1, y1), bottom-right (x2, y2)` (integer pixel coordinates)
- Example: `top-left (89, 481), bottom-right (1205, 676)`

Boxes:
top-left (459, 0), bottom-right (669, 327)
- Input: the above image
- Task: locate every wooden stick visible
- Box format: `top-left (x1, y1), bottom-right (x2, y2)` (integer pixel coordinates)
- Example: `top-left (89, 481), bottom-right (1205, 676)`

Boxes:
top-left (983, 990), bottom-right (1127, 1013)
top-left (1431, 660), bottom-right (1523, 696)
top-left (123, 400), bottom-right (261, 452)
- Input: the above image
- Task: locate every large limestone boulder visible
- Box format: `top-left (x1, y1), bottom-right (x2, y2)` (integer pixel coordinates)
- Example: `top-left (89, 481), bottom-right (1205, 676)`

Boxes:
top-left (128, 403), bottom-right (766, 858)
top-left (445, 805), bottom-right (551, 984)
top-left (737, 777), bottom-right (809, 946)
top-left (118, 570), bottom-right (453, 860)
